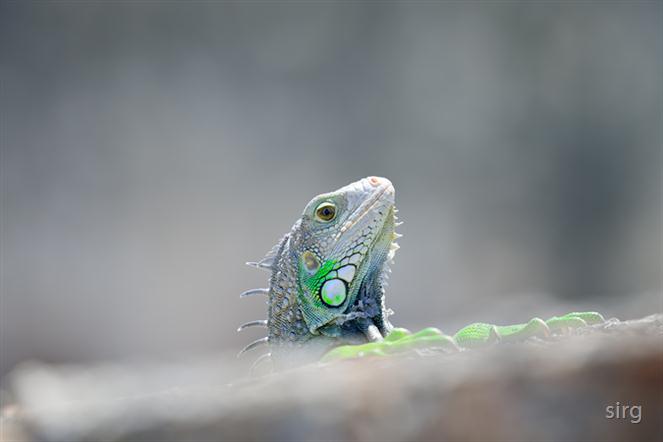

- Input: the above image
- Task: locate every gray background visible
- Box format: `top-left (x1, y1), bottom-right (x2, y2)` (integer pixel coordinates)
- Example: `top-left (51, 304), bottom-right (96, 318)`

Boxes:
top-left (1, 1), bottom-right (661, 378)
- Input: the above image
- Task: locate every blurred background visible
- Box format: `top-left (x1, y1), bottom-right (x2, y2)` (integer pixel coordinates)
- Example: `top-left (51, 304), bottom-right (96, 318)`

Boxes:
top-left (1, 2), bottom-right (661, 379)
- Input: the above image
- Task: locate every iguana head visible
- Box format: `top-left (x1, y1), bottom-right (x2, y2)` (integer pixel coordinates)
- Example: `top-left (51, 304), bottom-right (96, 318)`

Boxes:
top-left (241, 176), bottom-right (401, 367)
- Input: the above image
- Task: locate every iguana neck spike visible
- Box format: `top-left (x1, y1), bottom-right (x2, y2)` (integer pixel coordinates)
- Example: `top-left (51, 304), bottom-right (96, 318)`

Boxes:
top-left (238, 337), bottom-right (269, 357)
top-left (237, 320), bottom-right (268, 332)
top-left (239, 288), bottom-right (269, 298)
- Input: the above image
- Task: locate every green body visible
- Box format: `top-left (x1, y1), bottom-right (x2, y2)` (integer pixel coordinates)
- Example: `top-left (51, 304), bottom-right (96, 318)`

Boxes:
top-left (322, 311), bottom-right (606, 361)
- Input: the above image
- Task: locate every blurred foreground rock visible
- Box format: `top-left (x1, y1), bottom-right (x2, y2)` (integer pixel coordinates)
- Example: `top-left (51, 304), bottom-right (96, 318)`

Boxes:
top-left (2, 314), bottom-right (662, 442)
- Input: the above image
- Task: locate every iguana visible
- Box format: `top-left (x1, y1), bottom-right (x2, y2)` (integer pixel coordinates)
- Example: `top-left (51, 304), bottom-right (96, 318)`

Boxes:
top-left (239, 177), bottom-right (605, 369)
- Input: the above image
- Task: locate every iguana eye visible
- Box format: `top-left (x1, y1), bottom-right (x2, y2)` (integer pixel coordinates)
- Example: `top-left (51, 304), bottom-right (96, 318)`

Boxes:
top-left (315, 202), bottom-right (336, 222)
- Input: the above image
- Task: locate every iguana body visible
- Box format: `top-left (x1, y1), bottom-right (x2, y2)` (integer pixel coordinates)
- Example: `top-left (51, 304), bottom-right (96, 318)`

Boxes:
top-left (240, 177), bottom-right (604, 367)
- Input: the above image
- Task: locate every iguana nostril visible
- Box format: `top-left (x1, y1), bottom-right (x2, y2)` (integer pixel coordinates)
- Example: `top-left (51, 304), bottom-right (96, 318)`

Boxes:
top-left (367, 177), bottom-right (394, 195)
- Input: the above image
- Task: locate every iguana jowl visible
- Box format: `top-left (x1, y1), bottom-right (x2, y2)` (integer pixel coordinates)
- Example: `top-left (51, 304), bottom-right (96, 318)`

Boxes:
top-left (240, 176), bottom-right (401, 366)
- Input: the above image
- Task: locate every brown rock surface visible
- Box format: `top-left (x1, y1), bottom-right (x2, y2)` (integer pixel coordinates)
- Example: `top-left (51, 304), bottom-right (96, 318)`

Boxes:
top-left (2, 314), bottom-right (662, 441)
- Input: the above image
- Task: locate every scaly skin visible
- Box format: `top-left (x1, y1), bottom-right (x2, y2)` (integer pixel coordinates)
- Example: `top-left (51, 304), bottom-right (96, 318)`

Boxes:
top-left (240, 177), bottom-right (605, 368)
top-left (321, 312), bottom-right (606, 362)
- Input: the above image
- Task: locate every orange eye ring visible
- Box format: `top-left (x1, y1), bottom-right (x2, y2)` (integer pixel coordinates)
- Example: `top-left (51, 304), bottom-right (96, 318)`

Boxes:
top-left (315, 202), bottom-right (336, 222)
